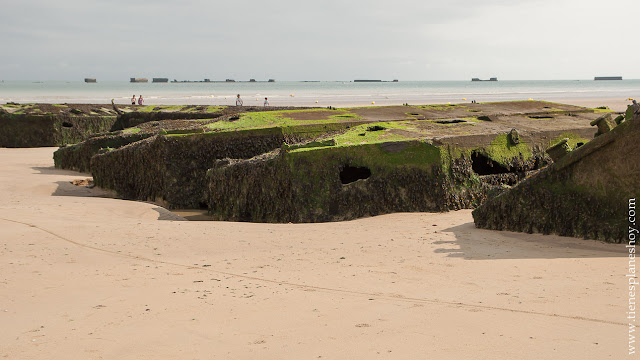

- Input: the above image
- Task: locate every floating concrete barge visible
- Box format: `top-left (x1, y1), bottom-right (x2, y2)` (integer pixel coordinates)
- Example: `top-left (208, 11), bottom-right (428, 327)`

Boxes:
top-left (152, 78), bottom-right (169, 83)
top-left (170, 79), bottom-right (275, 83)
top-left (171, 79), bottom-right (211, 83)
top-left (472, 77), bottom-right (498, 82)
top-left (354, 79), bottom-right (399, 82)
top-left (130, 78), bottom-right (149, 83)
top-left (84, 78), bottom-right (97, 83)
top-left (594, 76), bottom-right (622, 80)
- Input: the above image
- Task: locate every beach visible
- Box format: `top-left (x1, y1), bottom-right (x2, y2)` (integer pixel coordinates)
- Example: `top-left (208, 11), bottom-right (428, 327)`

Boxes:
top-left (3, 0), bottom-right (638, 356)
top-left (0, 146), bottom-right (630, 359)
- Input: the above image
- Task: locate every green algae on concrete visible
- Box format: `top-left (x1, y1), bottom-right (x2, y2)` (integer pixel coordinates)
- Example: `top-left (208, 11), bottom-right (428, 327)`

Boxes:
top-left (326, 122), bottom-right (421, 146)
top-left (591, 106), bottom-right (615, 113)
top-left (289, 140), bottom-right (443, 171)
top-left (49, 100), bottom-right (613, 223)
top-left (54, 132), bottom-right (154, 172)
top-left (473, 114), bottom-right (640, 243)
top-left (205, 108), bottom-right (361, 131)
top-left (483, 134), bottom-right (533, 166)
top-left (122, 127), bottom-right (142, 134)
top-left (0, 113), bottom-right (118, 147)
top-left (91, 128), bottom-right (306, 209)
top-left (414, 104), bottom-right (466, 111)
top-left (549, 132), bottom-right (590, 150)
top-left (205, 111), bottom-right (289, 130)
top-left (206, 139), bottom-right (470, 223)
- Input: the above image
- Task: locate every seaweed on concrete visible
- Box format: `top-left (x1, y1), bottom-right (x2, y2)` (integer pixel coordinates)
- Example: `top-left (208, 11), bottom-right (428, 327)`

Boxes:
top-left (472, 113), bottom-right (640, 243)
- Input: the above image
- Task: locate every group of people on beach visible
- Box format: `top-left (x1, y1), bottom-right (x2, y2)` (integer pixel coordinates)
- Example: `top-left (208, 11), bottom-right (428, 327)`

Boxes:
top-left (131, 95), bottom-right (144, 105)
top-left (236, 94), bottom-right (269, 107)
top-left (128, 94), bottom-right (270, 107)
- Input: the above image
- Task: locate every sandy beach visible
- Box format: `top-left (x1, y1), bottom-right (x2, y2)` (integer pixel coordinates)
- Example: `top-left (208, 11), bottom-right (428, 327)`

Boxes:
top-left (0, 144), bottom-right (631, 359)
top-left (3, 0), bottom-right (638, 354)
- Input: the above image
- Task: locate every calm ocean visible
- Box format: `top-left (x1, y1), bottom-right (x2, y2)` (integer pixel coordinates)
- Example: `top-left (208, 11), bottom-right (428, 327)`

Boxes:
top-left (0, 80), bottom-right (638, 107)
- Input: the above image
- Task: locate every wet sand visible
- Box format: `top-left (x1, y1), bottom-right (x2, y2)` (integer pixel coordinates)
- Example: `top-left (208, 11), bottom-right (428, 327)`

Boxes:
top-left (0, 146), bottom-right (630, 359)
top-left (555, 97), bottom-right (631, 112)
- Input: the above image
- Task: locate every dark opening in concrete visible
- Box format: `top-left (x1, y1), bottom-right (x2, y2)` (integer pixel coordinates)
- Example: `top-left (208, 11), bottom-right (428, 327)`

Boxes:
top-left (435, 119), bottom-right (466, 124)
top-left (471, 152), bottom-right (511, 175)
top-left (529, 115), bottom-right (554, 119)
top-left (340, 166), bottom-right (371, 184)
top-left (62, 122), bottom-right (73, 128)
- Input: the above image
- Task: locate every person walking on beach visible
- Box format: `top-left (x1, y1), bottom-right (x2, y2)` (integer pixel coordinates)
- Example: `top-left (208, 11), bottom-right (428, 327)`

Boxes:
top-left (138, 95), bottom-right (144, 105)
top-left (264, 97), bottom-right (269, 107)
top-left (131, 95), bottom-right (136, 105)
top-left (236, 94), bottom-right (243, 106)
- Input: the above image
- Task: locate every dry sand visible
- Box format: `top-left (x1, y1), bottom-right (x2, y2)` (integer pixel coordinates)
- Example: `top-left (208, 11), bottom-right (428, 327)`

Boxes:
top-left (0, 147), bottom-right (632, 359)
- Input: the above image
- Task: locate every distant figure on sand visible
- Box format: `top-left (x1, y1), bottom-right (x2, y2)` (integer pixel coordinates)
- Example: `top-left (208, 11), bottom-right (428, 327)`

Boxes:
top-left (131, 95), bottom-right (136, 105)
top-left (264, 97), bottom-right (269, 106)
top-left (138, 95), bottom-right (144, 105)
top-left (236, 94), bottom-right (243, 106)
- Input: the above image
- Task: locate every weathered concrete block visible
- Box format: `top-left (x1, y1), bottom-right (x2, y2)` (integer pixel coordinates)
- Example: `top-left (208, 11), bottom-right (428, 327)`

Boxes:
top-left (589, 113), bottom-right (615, 136)
top-left (473, 116), bottom-right (640, 243)
top-left (508, 128), bottom-right (520, 145)
top-left (546, 138), bottom-right (571, 162)
top-left (630, 100), bottom-right (640, 121)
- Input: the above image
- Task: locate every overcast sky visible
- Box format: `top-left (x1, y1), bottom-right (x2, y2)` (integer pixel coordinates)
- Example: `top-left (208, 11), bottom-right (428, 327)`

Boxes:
top-left (1, 0), bottom-right (637, 81)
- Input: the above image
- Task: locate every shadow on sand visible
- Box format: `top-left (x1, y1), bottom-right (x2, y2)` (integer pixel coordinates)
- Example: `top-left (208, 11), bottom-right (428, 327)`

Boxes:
top-left (436, 221), bottom-right (624, 260)
top-left (32, 166), bottom-right (90, 176)
top-left (35, 166), bottom-right (186, 222)
top-left (50, 180), bottom-right (109, 198)
top-left (49, 180), bottom-right (187, 221)
top-left (152, 207), bottom-right (188, 221)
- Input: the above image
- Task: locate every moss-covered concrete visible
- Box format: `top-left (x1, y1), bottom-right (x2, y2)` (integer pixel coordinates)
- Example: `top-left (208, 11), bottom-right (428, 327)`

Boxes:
top-left (91, 129), bottom-right (292, 209)
top-left (0, 113), bottom-right (118, 147)
top-left (44, 101), bottom-right (618, 223)
top-left (54, 132), bottom-right (154, 173)
top-left (204, 125), bottom-right (594, 223)
top-left (0, 103), bottom-right (323, 148)
top-left (472, 114), bottom-right (640, 243)
top-left (206, 141), bottom-right (479, 223)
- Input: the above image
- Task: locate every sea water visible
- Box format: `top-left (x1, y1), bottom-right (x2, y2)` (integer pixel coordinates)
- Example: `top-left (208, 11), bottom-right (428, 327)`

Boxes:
top-left (0, 80), bottom-right (638, 107)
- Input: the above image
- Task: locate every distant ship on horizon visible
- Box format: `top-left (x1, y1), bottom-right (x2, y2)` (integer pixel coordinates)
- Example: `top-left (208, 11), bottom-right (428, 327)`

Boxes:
top-left (353, 79), bottom-right (399, 83)
top-left (169, 78), bottom-right (276, 83)
top-left (594, 76), bottom-right (622, 80)
top-left (472, 77), bottom-right (498, 82)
